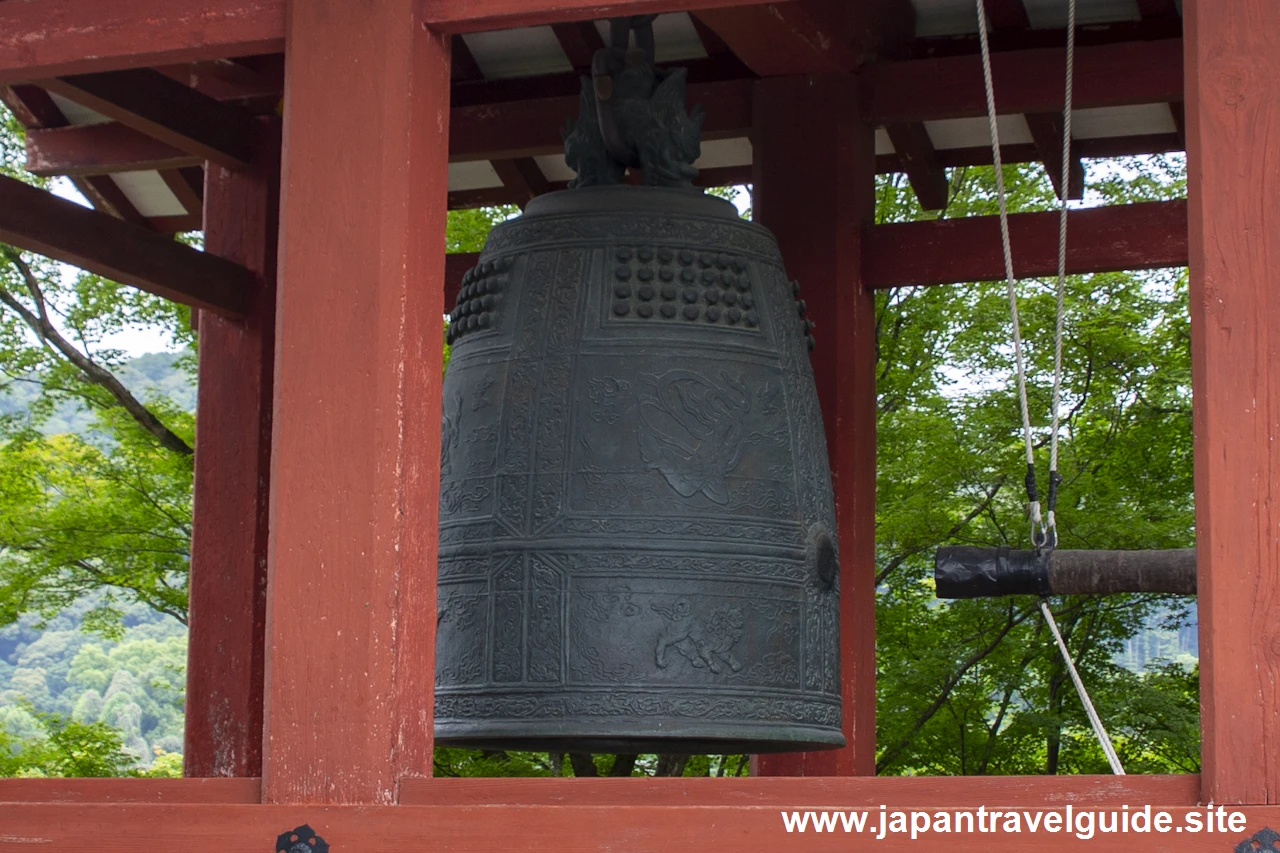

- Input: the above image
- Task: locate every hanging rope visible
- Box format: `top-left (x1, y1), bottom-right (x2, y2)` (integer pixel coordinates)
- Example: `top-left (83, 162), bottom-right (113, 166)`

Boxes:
top-left (974, 0), bottom-right (1043, 547)
top-left (1045, 0), bottom-right (1077, 546)
top-left (1039, 600), bottom-right (1125, 774)
top-left (974, 0), bottom-right (1125, 775)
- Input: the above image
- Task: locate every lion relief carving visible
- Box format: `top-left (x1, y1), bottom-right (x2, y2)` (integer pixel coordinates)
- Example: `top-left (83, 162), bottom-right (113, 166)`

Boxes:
top-left (651, 599), bottom-right (745, 674)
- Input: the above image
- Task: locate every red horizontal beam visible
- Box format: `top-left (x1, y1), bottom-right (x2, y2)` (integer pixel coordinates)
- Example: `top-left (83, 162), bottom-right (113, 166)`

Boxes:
top-left (0, 0), bottom-right (285, 84)
top-left (0, 777), bottom-right (260, 804)
top-left (862, 38), bottom-right (1183, 124)
top-left (447, 200), bottom-right (1187, 297)
top-left (875, 133), bottom-right (1185, 174)
top-left (5, 800), bottom-right (1274, 851)
top-left (863, 200), bottom-right (1188, 288)
top-left (0, 773), bottom-right (1196, 808)
top-left (425, 0), bottom-right (778, 34)
top-left (691, 3), bottom-right (857, 76)
top-left (0, 173), bottom-right (252, 315)
top-left (26, 123), bottom-right (202, 176)
top-left (400, 774), bottom-right (1199, 807)
top-left (23, 73), bottom-right (748, 171)
top-left (450, 78), bottom-right (753, 161)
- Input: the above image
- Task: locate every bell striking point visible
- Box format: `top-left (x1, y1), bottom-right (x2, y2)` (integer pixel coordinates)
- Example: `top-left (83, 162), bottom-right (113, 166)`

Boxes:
top-left (435, 19), bottom-right (842, 755)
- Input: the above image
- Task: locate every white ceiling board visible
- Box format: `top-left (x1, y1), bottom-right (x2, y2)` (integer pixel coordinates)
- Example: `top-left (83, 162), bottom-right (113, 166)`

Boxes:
top-left (111, 172), bottom-right (186, 217)
top-left (926, 114), bottom-right (1033, 149)
top-left (449, 160), bottom-right (504, 191)
top-left (911, 0), bottom-right (982, 37)
top-left (463, 26), bottom-right (573, 80)
top-left (911, 0), bottom-right (1158, 36)
top-left (694, 137), bottom-right (752, 169)
top-left (47, 92), bottom-right (111, 126)
top-left (1023, 0), bottom-right (1140, 28)
top-left (1072, 103), bottom-right (1177, 139)
top-left (876, 128), bottom-right (895, 155)
top-left (534, 154), bottom-right (577, 183)
top-left (593, 13), bottom-right (709, 63)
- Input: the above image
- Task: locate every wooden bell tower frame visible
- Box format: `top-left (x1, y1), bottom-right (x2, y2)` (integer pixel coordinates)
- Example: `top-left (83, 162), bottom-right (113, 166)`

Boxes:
top-left (1, 0), bottom-right (1278, 847)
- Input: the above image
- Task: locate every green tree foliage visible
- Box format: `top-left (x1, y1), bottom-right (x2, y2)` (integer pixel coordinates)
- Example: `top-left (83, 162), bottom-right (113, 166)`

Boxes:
top-left (0, 600), bottom-right (187, 773)
top-left (0, 109), bottom-right (195, 638)
top-left (871, 158), bottom-right (1195, 776)
top-left (0, 702), bottom-right (139, 777)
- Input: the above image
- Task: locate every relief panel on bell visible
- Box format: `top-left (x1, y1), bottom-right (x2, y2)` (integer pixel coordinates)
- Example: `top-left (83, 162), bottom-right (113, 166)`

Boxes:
top-left (436, 580), bottom-right (488, 686)
top-left (569, 360), bottom-right (801, 519)
top-left (567, 578), bottom-right (803, 690)
top-left (439, 363), bottom-right (507, 526)
top-left (491, 556), bottom-right (525, 683)
top-left (526, 555), bottom-right (566, 683)
top-left (530, 356), bottom-right (574, 533)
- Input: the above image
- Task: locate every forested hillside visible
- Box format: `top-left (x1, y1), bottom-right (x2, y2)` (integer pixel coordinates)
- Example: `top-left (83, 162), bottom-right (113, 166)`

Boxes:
top-left (0, 353), bottom-right (195, 435)
top-left (0, 598), bottom-right (185, 773)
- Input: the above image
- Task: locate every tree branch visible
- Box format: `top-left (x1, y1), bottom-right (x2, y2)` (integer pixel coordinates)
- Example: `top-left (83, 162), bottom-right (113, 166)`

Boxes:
top-left (876, 475), bottom-right (1007, 586)
top-left (876, 602), bottom-right (1035, 773)
top-left (0, 249), bottom-right (192, 456)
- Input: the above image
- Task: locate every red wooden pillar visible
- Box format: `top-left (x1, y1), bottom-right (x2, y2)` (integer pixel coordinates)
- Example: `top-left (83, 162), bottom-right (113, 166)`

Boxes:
top-left (752, 74), bottom-right (878, 776)
top-left (262, 0), bottom-right (450, 804)
top-left (1185, 0), bottom-right (1280, 806)
top-left (184, 118), bottom-right (280, 778)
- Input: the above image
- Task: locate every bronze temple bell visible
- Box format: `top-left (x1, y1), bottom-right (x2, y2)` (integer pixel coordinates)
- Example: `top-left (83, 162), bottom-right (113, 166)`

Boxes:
top-left (435, 16), bottom-right (842, 754)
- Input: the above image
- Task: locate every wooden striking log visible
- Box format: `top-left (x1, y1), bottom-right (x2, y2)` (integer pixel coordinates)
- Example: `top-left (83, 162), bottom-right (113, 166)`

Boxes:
top-left (935, 546), bottom-right (1196, 599)
top-left (0, 173), bottom-right (251, 315)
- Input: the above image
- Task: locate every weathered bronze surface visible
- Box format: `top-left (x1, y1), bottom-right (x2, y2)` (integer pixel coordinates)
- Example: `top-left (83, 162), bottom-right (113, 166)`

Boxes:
top-left (435, 187), bottom-right (843, 753)
top-left (434, 15), bottom-right (841, 754)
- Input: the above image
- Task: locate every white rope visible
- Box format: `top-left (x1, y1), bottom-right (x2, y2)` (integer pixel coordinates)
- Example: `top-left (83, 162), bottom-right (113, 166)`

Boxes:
top-left (974, 0), bottom-right (1041, 536)
top-left (976, 0), bottom-right (1125, 775)
top-left (1039, 599), bottom-right (1126, 775)
top-left (1047, 0), bottom-right (1077, 539)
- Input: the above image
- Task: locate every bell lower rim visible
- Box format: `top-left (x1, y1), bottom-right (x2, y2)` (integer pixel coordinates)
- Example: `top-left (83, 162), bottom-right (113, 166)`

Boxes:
top-left (435, 721), bottom-right (846, 755)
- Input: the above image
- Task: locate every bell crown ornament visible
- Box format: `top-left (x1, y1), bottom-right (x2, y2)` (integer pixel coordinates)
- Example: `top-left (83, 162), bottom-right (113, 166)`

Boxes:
top-left (436, 16), bottom-right (843, 754)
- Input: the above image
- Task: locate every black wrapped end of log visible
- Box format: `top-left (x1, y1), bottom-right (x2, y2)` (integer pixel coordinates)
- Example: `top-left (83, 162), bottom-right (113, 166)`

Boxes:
top-left (935, 546), bottom-right (1053, 599)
